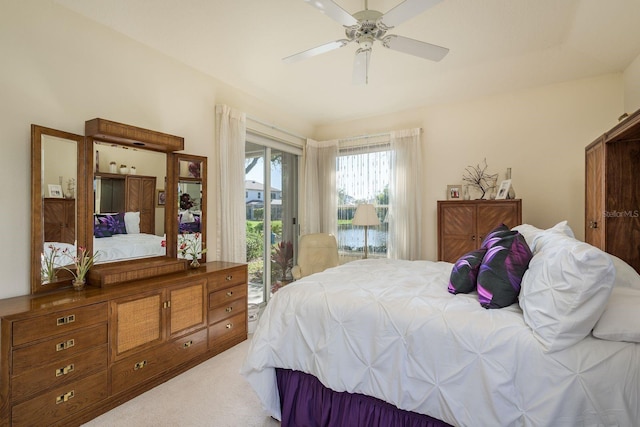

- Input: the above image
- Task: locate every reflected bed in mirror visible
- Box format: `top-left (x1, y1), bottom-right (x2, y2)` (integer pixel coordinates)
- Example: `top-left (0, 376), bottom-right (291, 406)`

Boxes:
top-left (92, 141), bottom-right (167, 264)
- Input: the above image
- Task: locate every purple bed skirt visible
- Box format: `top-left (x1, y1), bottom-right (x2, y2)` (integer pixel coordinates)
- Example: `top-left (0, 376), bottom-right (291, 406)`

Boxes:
top-left (275, 368), bottom-right (454, 427)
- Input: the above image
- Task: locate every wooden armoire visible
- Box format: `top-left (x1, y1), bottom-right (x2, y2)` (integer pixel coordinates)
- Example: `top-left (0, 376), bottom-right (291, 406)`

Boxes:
top-left (437, 199), bottom-right (522, 263)
top-left (585, 108), bottom-right (640, 273)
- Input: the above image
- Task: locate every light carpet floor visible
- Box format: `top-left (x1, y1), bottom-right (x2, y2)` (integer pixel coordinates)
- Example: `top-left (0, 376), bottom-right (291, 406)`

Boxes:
top-left (83, 337), bottom-right (280, 427)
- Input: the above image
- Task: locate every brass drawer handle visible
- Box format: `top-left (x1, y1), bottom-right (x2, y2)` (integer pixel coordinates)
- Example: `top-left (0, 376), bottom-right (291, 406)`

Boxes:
top-left (183, 340), bottom-right (193, 348)
top-left (226, 291), bottom-right (233, 297)
top-left (56, 314), bottom-right (76, 326)
top-left (55, 390), bottom-right (74, 404)
top-left (225, 275), bottom-right (233, 281)
top-left (226, 323), bottom-right (233, 329)
top-left (134, 360), bottom-right (147, 371)
top-left (55, 364), bottom-right (75, 377)
top-left (225, 306), bottom-right (233, 313)
top-left (56, 339), bottom-right (75, 352)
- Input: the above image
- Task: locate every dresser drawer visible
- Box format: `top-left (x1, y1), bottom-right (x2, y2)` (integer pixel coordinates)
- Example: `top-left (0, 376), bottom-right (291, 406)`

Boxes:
top-left (12, 324), bottom-right (108, 375)
top-left (207, 266), bottom-right (247, 292)
top-left (209, 312), bottom-right (246, 344)
top-left (12, 302), bottom-right (108, 346)
top-left (11, 370), bottom-right (108, 427)
top-left (208, 283), bottom-right (247, 309)
top-left (12, 345), bottom-right (107, 402)
top-left (209, 297), bottom-right (246, 325)
top-left (111, 328), bottom-right (207, 396)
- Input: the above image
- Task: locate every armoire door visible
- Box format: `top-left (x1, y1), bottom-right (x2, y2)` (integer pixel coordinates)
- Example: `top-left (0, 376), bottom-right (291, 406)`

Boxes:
top-left (585, 139), bottom-right (605, 250)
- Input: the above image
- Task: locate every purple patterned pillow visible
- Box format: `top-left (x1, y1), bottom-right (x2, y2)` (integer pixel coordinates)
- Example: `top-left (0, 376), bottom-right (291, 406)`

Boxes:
top-left (477, 231), bottom-right (533, 309)
top-left (448, 248), bottom-right (487, 294)
top-left (480, 223), bottom-right (512, 249)
top-left (93, 221), bottom-right (113, 238)
top-left (95, 213), bottom-right (127, 235)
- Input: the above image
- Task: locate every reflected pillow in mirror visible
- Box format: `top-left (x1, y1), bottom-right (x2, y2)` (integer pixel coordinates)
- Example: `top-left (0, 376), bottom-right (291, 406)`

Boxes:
top-left (125, 211), bottom-right (141, 234)
top-left (95, 213), bottom-right (127, 235)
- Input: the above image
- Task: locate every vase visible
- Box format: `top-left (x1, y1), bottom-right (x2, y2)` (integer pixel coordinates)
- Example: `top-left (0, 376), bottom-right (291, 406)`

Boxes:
top-left (190, 258), bottom-right (200, 269)
top-left (73, 278), bottom-right (86, 291)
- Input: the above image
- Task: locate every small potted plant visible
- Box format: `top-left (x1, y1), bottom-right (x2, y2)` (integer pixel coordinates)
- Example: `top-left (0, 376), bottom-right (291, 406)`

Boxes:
top-left (271, 240), bottom-right (293, 293)
top-left (41, 244), bottom-right (61, 284)
top-left (119, 164), bottom-right (128, 174)
top-left (109, 161), bottom-right (117, 173)
top-left (61, 247), bottom-right (99, 291)
top-left (178, 232), bottom-right (207, 268)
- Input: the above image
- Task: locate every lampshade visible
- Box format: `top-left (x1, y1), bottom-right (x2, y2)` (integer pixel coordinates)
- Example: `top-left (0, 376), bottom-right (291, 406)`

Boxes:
top-left (352, 204), bottom-right (380, 226)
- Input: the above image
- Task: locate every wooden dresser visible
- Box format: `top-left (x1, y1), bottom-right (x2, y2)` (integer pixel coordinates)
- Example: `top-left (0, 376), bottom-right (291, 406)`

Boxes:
top-left (0, 261), bottom-right (247, 427)
top-left (585, 108), bottom-right (640, 273)
top-left (43, 198), bottom-right (76, 245)
top-left (437, 199), bottom-right (522, 263)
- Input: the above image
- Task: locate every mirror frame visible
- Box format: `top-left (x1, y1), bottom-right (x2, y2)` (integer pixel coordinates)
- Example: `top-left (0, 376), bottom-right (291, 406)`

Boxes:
top-left (31, 125), bottom-right (88, 294)
top-left (173, 153), bottom-right (208, 263)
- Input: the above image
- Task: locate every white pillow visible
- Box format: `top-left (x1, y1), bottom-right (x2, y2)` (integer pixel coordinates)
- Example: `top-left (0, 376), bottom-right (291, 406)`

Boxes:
top-left (124, 211), bottom-right (140, 234)
top-left (609, 254), bottom-right (640, 290)
top-left (512, 220), bottom-right (574, 252)
top-left (593, 287), bottom-right (640, 342)
top-left (519, 230), bottom-right (615, 353)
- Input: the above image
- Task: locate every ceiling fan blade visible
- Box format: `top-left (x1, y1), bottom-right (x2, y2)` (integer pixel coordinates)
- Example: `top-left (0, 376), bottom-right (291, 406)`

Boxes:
top-left (303, 0), bottom-right (358, 27)
top-left (380, 0), bottom-right (443, 28)
top-left (283, 39), bottom-right (349, 63)
top-left (352, 48), bottom-right (370, 85)
top-left (382, 35), bottom-right (449, 61)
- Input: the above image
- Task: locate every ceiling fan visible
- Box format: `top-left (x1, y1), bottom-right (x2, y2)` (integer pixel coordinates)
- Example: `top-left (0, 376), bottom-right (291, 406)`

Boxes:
top-left (283, 0), bottom-right (449, 85)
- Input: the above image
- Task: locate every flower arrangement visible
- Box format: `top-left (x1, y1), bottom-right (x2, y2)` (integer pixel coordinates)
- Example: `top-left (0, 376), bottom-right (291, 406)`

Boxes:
top-left (462, 158), bottom-right (498, 200)
top-left (179, 232), bottom-right (207, 267)
top-left (41, 244), bottom-right (61, 283)
top-left (61, 246), bottom-right (99, 289)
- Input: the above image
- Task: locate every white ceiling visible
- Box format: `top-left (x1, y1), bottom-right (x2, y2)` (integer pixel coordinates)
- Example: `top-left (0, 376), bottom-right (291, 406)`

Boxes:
top-left (55, 0), bottom-right (640, 126)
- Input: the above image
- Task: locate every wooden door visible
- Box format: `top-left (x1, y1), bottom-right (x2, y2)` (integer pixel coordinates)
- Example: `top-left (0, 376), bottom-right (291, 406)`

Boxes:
top-left (110, 289), bottom-right (164, 361)
top-left (476, 201), bottom-right (521, 243)
top-left (166, 279), bottom-right (207, 340)
top-left (438, 202), bottom-right (476, 263)
top-left (126, 175), bottom-right (156, 234)
top-left (585, 140), bottom-right (605, 250)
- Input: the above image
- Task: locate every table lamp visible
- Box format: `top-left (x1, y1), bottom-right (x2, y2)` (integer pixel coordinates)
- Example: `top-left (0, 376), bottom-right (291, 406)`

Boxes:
top-left (352, 203), bottom-right (380, 259)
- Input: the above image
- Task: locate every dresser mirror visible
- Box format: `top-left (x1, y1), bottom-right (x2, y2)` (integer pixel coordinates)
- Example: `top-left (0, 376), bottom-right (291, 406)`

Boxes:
top-left (31, 118), bottom-right (190, 293)
top-left (176, 155), bottom-right (207, 263)
top-left (92, 142), bottom-right (168, 265)
top-left (31, 125), bottom-right (88, 293)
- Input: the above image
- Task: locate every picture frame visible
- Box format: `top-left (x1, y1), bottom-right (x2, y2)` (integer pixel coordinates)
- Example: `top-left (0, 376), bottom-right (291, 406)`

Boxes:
top-left (495, 179), bottom-right (512, 200)
top-left (48, 184), bottom-right (63, 198)
top-left (156, 189), bottom-right (166, 206)
top-left (446, 185), bottom-right (461, 200)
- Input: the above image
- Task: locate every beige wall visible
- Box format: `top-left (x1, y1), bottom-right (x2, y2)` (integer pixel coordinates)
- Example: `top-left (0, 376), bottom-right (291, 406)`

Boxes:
top-left (623, 53), bottom-right (640, 113)
top-left (0, 1), bottom-right (314, 298)
top-left (315, 74), bottom-right (624, 261)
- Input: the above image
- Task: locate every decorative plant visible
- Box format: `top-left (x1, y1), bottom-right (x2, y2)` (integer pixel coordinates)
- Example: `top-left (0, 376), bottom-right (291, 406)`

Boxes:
top-left (271, 240), bottom-right (294, 281)
top-left (462, 158), bottom-right (498, 200)
top-left (178, 232), bottom-right (207, 266)
top-left (61, 246), bottom-right (99, 283)
top-left (41, 244), bottom-right (61, 283)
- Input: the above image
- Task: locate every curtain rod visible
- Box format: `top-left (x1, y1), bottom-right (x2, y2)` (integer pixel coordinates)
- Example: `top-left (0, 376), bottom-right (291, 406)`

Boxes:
top-left (246, 115), bottom-right (307, 141)
top-left (338, 128), bottom-right (422, 143)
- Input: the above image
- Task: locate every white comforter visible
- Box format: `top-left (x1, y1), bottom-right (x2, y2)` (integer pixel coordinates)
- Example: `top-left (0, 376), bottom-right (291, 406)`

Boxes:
top-left (241, 259), bottom-right (639, 427)
top-left (93, 233), bottom-right (166, 263)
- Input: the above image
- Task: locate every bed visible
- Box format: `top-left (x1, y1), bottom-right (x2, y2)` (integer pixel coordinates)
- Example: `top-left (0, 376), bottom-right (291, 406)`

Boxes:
top-left (241, 223), bottom-right (640, 426)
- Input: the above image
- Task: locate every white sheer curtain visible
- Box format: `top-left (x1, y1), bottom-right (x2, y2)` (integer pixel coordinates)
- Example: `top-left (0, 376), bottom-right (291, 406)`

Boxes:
top-left (299, 138), bottom-right (338, 236)
top-left (213, 105), bottom-right (246, 263)
top-left (388, 128), bottom-right (423, 260)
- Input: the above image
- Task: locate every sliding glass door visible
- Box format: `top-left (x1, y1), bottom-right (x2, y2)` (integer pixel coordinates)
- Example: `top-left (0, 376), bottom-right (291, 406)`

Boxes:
top-left (245, 140), bottom-right (298, 305)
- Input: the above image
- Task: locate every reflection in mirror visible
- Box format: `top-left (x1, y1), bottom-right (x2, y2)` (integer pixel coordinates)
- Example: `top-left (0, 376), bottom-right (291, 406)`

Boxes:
top-left (31, 125), bottom-right (86, 294)
top-left (92, 142), bottom-right (167, 264)
top-left (41, 135), bottom-right (77, 283)
top-left (177, 156), bottom-right (207, 264)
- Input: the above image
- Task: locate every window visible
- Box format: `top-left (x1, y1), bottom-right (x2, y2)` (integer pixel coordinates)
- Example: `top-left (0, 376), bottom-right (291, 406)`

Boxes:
top-left (336, 141), bottom-right (390, 261)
